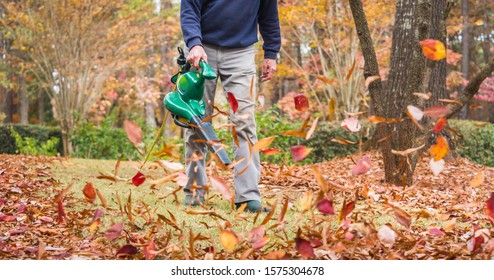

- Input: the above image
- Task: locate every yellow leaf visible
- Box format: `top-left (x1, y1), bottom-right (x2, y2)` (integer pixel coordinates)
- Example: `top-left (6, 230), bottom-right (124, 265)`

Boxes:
top-left (220, 230), bottom-right (238, 252)
top-left (253, 136), bottom-right (276, 151)
top-left (420, 39), bottom-right (446, 60)
top-left (299, 191), bottom-right (313, 212)
top-left (430, 136), bottom-right (449, 161)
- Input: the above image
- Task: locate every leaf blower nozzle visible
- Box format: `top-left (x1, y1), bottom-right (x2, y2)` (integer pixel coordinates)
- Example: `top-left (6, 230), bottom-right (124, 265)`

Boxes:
top-left (164, 47), bottom-right (231, 166)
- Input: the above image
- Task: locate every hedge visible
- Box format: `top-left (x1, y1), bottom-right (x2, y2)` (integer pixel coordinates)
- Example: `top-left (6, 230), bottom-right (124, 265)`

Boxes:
top-left (0, 124), bottom-right (63, 155)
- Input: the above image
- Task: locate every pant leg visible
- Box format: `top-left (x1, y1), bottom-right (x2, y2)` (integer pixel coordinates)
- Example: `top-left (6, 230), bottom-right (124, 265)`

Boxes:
top-left (216, 45), bottom-right (262, 203)
top-left (183, 44), bottom-right (219, 196)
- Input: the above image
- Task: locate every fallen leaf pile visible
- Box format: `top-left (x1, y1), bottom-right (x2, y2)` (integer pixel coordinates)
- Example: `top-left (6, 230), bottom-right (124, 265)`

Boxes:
top-left (1, 150), bottom-right (493, 260)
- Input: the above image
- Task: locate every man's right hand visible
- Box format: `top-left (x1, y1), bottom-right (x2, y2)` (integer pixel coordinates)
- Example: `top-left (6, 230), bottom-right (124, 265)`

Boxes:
top-left (187, 45), bottom-right (207, 68)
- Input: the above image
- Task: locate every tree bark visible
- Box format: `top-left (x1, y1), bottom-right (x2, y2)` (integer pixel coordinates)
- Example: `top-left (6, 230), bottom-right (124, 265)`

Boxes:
top-left (458, 0), bottom-right (470, 119)
top-left (18, 74), bottom-right (29, 124)
top-left (38, 91), bottom-right (45, 124)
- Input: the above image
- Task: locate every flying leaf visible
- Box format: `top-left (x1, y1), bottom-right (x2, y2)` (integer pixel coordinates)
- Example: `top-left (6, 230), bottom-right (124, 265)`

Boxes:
top-left (316, 198), bottom-right (334, 215)
top-left (104, 222), bottom-right (124, 240)
top-left (378, 225), bottom-right (397, 248)
top-left (367, 116), bottom-right (403, 124)
top-left (430, 158), bottom-right (445, 176)
top-left (430, 136), bottom-right (449, 161)
top-left (210, 175), bottom-right (232, 200)
top-left (420, 39), bottom-right (446, 60)
top-left (423, 105), bottom-right (452, 118)
top-left (299, 191), bottom-right (313, 212)
top-left (116, 245), bottom-right (138, 257)
top-left (331, 138), bottom-right (357, 145)
top-left (248, 226), bottom-right (269, 250)
top-left (352, 155), bottom-right (372, 175)
top-left (433, 117), bottom-right (447, 133)
top-left (305, 117), bottom-right (319, 140)
top-left (429, 227), bottom-right (445, 237)
top-left (311, 166), bottom-right (329, 193)
top-left (406, 105), bottom-right (424, 121)
top-left (328, 98), bottom-right (336, 121)
top-left (486, 193), bottom-right (494, 223)
top-left (220, 230), bottom-right (238, 252)
top-left (261, 148), bottom-right (283, 156)
top-left (295, 238), bottom-right (315, 258)
top-left (56, 200), bottom-right (66, 223)
top-left (364, 75), bottom-right (381, 88)
top-left (341, 117), bottom-right (361, 132)
top-left (82, 182), bottom-right (96, 204)
top-left (391, 144), bottom-right (425, 157)
top-left (413, 92), bottom-right (432, 100)
top-left (143, 239), bottom-right (157, 260)
top-left (123, 120), bottom-right (143, 145)
top-left (95, 189), bottom-right (108, 208)
top-left (132, 171), bottom-right (146, 187)
top-left (155, 160), bottom-right (184, 172)
top-left (253, 136), bottom-right (276, 151)
top-left (290, 145), bottom-right (312, 162)
top-left (470, 171), bottom-right (485, 187)
top-left (226, 92), bottom-right (239, 114)
top-left (294, 94), bottom-right (310, 111)
top-left (338, 199), bottom-right (355, 223)
top-left (89, 209), bottom-right (103, 233)
top-left (438, 98), bottom-right (463, 106)
top-left (345, 59), bottom-right (356, 81)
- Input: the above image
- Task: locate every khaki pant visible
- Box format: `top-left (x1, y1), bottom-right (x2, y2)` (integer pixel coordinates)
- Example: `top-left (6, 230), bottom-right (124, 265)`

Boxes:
top-left (184, 44), bottom-right (261, 203)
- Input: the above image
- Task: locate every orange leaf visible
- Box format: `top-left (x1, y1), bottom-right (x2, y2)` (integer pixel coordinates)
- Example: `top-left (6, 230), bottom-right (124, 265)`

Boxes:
top-left (290, 145), bottom-right (312, 162)
top-left (294, 94), bottom-right (310, 111)
top-left (253, 136), bottom-right (276, 151)
top-left (220, 230), bottom-right (238, 252)
top-left (227, 92), bottom-right (238, 114)
top-left (367, 116), bottom-right (404, 124)
top-left (432, 117), bottom-right (447, 133)
top-left (261, 148), bottom-right (283, 156)
top-left (83, 182), bottom-right (96, 203)
top-left (328, 98), bottom-right (336, 121)
top-left (123, 119), bottom-right (143, 145)
top-left (430, 136), bottom-right (449, 161)
top-left (345, 59), bottom-right (356, 81)
top-left (420, 39), bottom-right (446, 60)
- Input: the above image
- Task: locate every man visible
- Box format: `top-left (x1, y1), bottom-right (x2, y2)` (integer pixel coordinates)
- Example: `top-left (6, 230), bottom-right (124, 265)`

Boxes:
top-left (180, 0), bottom-right (281, 212)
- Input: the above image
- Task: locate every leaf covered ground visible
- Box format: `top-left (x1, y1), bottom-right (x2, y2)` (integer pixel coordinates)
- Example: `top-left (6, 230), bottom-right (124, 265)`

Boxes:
top-left (0, 152), bottom-right (493, 260)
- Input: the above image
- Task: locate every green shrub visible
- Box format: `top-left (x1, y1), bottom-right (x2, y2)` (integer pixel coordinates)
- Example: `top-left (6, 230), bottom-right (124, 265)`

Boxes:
top-left (449, 119), bottom-right (494, 167)
top-left (71, 119), bottom-right (142, 160)
top-left (10, 128), bottom-right (60, 156)
top-left (0, 124), bottom-right (63, 155)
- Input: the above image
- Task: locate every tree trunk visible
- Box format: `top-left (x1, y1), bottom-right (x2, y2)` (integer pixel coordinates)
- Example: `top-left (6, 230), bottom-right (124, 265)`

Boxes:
top-left (38, 91), bottom-right (45, 124)
top-left (145, 101), bottom-right (157, 129)
top-left (458, 0), bottom-right (470, 119)
top-left (18, 74), bottom-right (29, 124)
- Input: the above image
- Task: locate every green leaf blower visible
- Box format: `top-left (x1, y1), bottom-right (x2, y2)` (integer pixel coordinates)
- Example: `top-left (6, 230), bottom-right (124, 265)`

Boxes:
top-left (163, 47), bottom-right (231, 166)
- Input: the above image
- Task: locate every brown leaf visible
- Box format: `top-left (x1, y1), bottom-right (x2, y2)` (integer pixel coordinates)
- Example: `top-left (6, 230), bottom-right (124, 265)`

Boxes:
top-left (305, 117), bottom-right (319, 140)
top-left (470, 171), bottom-right (485, 187)
top-left (331, 138), bottom-right (357, 145)
top-left (95, 189), bottom-right (108, 208)
top-left (390, 205), bottom-right (412, 228)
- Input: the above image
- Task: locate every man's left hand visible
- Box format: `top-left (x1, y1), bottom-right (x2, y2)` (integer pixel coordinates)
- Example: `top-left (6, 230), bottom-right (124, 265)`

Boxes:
top-left (261, 58), bottom-right (277, 82)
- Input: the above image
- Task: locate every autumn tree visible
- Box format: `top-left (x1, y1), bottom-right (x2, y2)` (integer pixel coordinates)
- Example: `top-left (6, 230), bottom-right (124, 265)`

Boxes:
top-left (350, 0), bottom-right (494, 185)
top-left (1, 0), bottom-right (165, 155)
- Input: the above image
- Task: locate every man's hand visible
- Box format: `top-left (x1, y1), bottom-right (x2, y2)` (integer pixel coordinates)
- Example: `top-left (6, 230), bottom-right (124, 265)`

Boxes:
top-left (261, 58), bottom-right (276, 82)
top-left (187, 45), bottom-right (207, 68)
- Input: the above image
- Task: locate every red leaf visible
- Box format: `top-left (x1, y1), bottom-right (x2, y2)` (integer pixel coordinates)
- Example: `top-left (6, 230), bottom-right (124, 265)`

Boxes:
top-left (294, 94), bottom-right (310, 111)
top-left (227, 92), bottom-right (239, 114)
top-left (210, 175), bottom-right (232, 200)
top-left (83, 182), bottom-right (96, 203)
top-left (143, 240), bottom-right (157, 260)
top-left (104, 222), bottom-right (124, 240)
top-left (486, 193), bottom-right (494, 222)
top-left (423, 105), bottom-right (452, 118)
top-left (0, 214), bottom-right (16, 222)
top-left (295, 238), bottom-right (315, 258)
top-left (123, 120), bottom-right (143, 145)
top-left (290, 145), bottom-right (312, 162)
top-left (352, 155), bottom-right (371, 175)
top-left (116, 244), bottom-right (138, 257)
top-left (248, 226), bottom-right (270, 250)
top-left (432, 117), bottom-right (447, 133)
top-left (132, 171), bottom-right (146, 186)
top-left (316, 198), bottom-right (334, 215)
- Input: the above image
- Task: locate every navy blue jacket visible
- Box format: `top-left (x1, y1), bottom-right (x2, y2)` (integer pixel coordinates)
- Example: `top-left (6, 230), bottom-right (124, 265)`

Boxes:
top-left (180, 0), bottom-right (281, 59)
